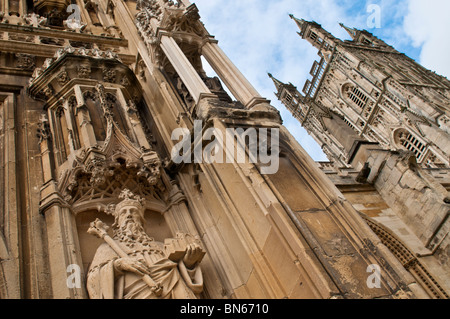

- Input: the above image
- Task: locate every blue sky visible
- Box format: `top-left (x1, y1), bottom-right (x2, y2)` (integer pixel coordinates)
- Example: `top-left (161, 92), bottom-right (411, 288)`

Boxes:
top-left (193, 0), bottom-right (450, 161)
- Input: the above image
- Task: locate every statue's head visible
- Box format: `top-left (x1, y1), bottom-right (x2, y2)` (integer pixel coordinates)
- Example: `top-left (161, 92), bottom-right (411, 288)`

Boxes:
top-left (109, 189), bottom-right (146, 230)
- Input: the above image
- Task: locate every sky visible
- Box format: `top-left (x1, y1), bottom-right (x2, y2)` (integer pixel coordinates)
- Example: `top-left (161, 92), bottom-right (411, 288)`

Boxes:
top-left (192, 0), bottom-right (450, 161)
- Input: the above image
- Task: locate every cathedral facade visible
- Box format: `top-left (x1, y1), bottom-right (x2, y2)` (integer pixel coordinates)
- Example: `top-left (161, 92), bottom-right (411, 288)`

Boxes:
top-left (0, 0), bottom-right (447, 299)
top-left (270, 15), bottom-right (450, 299)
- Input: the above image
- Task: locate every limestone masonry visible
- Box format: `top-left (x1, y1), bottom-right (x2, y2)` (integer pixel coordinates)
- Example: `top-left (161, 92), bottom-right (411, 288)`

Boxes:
top-left (0, 0), bottom-right (448, 299)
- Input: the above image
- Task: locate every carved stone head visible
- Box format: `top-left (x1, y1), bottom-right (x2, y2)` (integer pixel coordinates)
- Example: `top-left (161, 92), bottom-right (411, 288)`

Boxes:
top-left (109, 189), bottom-right (146, 229)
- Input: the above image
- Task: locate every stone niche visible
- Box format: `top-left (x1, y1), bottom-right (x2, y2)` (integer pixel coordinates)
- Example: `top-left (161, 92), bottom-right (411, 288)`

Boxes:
top-left (33, 0), bottom-right (72, 27)
top-left (76, 209), bottom-right (173, 274)
top-left (33, 0), bottom-right (71, 14)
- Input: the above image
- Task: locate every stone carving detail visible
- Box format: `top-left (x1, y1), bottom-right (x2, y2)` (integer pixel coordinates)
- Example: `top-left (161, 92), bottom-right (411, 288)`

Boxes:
top-left (102, 67), bottom-right (116, 83)
top-left (135, 0), bottom-right (206, 67)
top-left (201, 75), bottom-right (232, 103)
top-left (126, 99), bottom-right (138, 114)
top-left (137, 59), bottom-right (147, 81)
top-left (30, 47), bottom-right (122, 84)
top-left (42, 85), bottom-right (54, 99)
top-left (24, 13), bottom-right (48, 27)
top-left (120, 76), bottom-right (130, 86)
top-left (86, 189), bottom-right (205, 299)
top-left (106, 0), bottom-right (115, 18)
top-left (15, 54), bottom-right (36, 70)
top-left (37, 113), bottom-right (51, 143)
top-left (77, 65), bottom-right (91, 79)
top-left (83, 156), bottom-right (112, 187)
top-left (46, 8), bottom-right (65, 27)
top-left (138, 151), bottom-right (163, 186)
top-left (136, 0), bottom-right (165, 20)
top-left (60, 139), bottom-right (163, 204)
top-left (57, 69), bottom-right (70, 86)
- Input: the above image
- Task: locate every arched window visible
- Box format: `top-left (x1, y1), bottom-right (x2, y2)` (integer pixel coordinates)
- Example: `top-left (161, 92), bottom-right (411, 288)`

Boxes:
top-left (342, 83), bottom-right (370, 110)
top-left (362, 38), bottom-right (373, 46)
top-left (68, 96), bottom-right (81, 150)
top-left (350, 87), bottom-right (368, 108)
top-left (83, 91), bottom-right (107, 142)
top-left (53, 106), bottom-right (70, 164)
top-left (394, 128), bottom-right (427, 162)
top-left (106, 93), bottom-right (133, 141)
top-left (283, 92), bottom-right (293, 105)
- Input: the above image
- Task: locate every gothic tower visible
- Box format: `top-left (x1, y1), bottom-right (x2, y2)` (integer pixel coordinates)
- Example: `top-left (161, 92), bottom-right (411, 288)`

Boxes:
top-left (271, 14), bottom-right (450, 298)
top-left (0, 1), bottom-right (441, 299)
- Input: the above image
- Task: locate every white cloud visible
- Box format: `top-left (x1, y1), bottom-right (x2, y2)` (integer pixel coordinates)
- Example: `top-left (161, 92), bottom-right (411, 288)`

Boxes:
top-left (403, 0), bottom-right (450, 78)
top-left (194, 0), bottom-right (349, 161)
top-left (192, 0), bottom-right (446, 161)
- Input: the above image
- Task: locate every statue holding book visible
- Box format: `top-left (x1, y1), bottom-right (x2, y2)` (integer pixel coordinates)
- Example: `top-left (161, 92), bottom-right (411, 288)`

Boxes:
top-left (86, 189), bottom-right (205, 299)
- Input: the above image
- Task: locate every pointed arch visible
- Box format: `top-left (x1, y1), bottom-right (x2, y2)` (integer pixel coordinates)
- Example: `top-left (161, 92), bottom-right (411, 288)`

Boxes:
top-left (342, 83), bottom-right (370, 110)
top-left (393, 128), bottom-right (427, 162)
top-left (359, 212), bottom-right (449, 299)
top-left (82, 90), bottom-right (107, 142)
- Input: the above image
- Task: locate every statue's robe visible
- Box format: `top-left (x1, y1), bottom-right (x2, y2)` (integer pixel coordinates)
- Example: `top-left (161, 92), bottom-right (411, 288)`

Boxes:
top-left (87, 242), bottom-right (201, 299)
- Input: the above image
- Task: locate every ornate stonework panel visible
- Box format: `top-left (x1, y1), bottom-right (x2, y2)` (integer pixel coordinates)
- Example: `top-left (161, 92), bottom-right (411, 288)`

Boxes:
top-left (135, 0), bottom-right (208, 67)
top-left (59, 130), bottom-right (163, 209)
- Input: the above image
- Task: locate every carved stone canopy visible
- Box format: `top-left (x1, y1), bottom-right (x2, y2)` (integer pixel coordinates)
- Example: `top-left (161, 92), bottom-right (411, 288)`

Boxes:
top-left (34, 0), bottom-right (72, 14)
top-left (135, 1), bottom-right (209, 67)
top-left (33, 0), bottom-right (72, 27)
top-left (59, 127), bottom-right (164, 210)
top-left (28, 47), bottom-right (139, 104)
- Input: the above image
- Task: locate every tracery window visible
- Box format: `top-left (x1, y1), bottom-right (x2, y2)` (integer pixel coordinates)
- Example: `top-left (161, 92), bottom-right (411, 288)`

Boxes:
top-left (83, 90), bottom-right (107, 142)
top-left (348, 86), bottom-right (369, 108)
top-left (53, 106), bottom-right (70, 164)
top-left (401, 133), bottom-right (426, 161)
top-left (309, 31), bottom-right (318, 41)
top-left (394, 129), bottom-right (427, 162)
top-left (284, 92), bottom-right (293, 104)
top-left (342, 84), bottom-right (369, 109)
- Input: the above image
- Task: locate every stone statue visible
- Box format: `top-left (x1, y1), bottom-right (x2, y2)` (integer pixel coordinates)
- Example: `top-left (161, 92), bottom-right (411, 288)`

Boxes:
top-left (86, 189), bottom-right (205, 299)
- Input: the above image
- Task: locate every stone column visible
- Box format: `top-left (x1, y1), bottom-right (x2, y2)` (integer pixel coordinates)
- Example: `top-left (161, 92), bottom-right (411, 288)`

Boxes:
top-left (0, 93), bottom-right (21, 299)
top-left (37, 109), bottom-right (87, 299)
top-left (163, 181), bottom-right (199, 235)
top-left (160, 35), bottom-right (211, 104)
top-left (202, 41), bottom-right (268, 108)
top-left (44, 204), bottom-right (87, 299)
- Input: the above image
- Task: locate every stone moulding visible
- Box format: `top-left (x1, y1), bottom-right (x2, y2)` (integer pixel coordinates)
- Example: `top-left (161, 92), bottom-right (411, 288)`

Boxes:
top-left (27, 46), bottom-right (140, 104)
top-left (27, 44), bottom-right (165, 217)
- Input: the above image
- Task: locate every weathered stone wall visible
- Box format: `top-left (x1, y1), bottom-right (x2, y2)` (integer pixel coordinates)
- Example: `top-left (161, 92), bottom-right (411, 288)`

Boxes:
top-left (363, 149), bottom-right (450, 293)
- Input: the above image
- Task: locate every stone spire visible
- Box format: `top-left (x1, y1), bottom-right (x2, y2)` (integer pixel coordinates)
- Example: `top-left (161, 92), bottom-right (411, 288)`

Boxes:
top-left (339, 22), bottom-right (358, 40)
